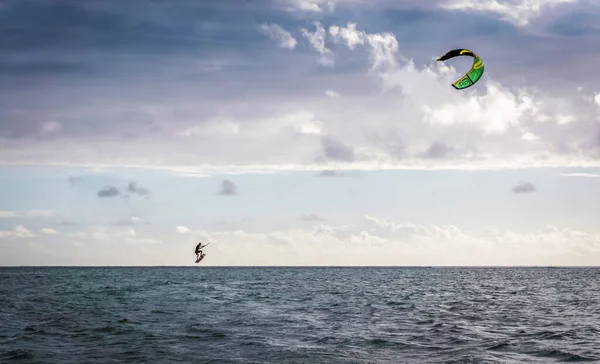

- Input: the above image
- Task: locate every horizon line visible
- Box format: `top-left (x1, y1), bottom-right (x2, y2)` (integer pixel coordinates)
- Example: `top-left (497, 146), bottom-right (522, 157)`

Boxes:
top-left (1, 265), bottom-right (599, 268)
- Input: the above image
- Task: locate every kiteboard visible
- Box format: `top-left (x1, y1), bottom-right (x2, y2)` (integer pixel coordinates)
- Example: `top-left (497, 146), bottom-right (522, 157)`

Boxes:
top-left (195, 253), bottom-right (206, 264)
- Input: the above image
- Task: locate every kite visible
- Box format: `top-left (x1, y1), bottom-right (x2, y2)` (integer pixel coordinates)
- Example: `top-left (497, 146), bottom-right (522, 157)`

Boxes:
top-left (437, 48), bottom-right (484, 90)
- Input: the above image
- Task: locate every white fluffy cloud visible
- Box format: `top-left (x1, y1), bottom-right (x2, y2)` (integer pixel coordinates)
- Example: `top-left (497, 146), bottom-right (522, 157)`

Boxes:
top-left (329, 22), bottom-right (399, 71)
top-left (4, 215), bottom-right (599, 265)
top-left (281, 0), bottom-right (337, 13)
top-left (522, 132), bottom-right (540, 141)
top-left (421, 80), bottom-right (540, 134)
top-left (176, 226), bottom-right (191, 234)
top-left (329, 22), bottom-right (365, 50)
top-left (301, 22), bottom-right (334, 66)
top-left (440, 0), bottom-right (577, 26)
top-left (259, 23), bottom-right (297, 49)
top-left (0, 225), bottom-right (37, 239)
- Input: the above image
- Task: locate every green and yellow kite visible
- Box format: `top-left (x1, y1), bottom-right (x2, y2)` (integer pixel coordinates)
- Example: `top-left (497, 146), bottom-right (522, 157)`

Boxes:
top-left (437, 48), bottom-right (484, 90)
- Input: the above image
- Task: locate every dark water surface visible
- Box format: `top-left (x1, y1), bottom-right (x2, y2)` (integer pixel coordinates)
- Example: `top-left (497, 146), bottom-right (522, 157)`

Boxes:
top-left (1, 267), bottom-right (600, 363)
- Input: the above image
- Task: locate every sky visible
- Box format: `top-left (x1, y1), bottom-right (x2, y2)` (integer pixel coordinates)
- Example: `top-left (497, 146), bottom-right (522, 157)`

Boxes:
top-left (1, 0), bottom-right (600, 266)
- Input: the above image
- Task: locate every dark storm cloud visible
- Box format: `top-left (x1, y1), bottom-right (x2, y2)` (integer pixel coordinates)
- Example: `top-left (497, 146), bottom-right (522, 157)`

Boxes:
top-left (219, 179), bottom-right (237, 195)
top-left (127, 181), bottom-right (150, 196)
top-left (512, 181), bottom-right (536, 194)
top-left (315, 169), bottom-right (361, 177)
top-left (422, 141), bottom-right (454, 159)
top-left (316, 170), bottom-right (346, 177)
top-left (300, 214), bottom-right (325, 222)
top-left (97, 185), bottom-right (120, 198)
top-left (321, 136), bottom-right (355, 162)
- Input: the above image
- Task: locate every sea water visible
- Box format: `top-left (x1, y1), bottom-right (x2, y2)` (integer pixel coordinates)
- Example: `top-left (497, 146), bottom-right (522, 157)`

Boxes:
top-left (1, 267), bottom-right (599, 363)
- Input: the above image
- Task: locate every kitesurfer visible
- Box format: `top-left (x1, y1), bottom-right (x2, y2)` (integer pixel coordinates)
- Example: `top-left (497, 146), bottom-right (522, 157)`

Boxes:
top-left (194, 241), bottom-right (211, 262)
top-left (195, 242), bottom-right (207, 260)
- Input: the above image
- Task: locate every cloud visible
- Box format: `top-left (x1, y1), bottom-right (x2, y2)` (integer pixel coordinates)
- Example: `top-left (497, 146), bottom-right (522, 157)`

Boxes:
top-left (420, 80), bottom-right (542, 134)
top-left (329, 22), bottom-right (365, 50)
top-left (300, 214), bottom-right (326, 222)
top-left (560, 173), bottom-right (600, 178)
top-left (421, 141), bottom-right (455, 159)
top-left (97, 186), bottom-right (120, 198)
top-left (301, 22), bottom-right (334, 66)
top-left (127, 181), bottom-right (150, 196)
top-left (168, 217), bottom-right (600, 265)
top-left (124, 237), bottom-right (162, 246)
top-left (57, 220), bottom-right (80, 226)
top-left (67, 175), bottom-right (82, 187)
top-left (259, 23), bottom-right (297, 49)
top-left (1, 12), bottom-right (599, 174)
top-left (281, 0), bottom-right (336, 13)
top-left (556, 114), bottom-right (575, 125)
top-left (94, 182), bottom-right (148, 199)
top-left (595, 93), bottom-right (600, 107)
top-left (40, 228), bottom-right (58, 235)
top-left (325, 89), bottom-right (340, 98)
top-left (0, 225), bottom-right (36, 238)
top-left (512, 181), bottom-right (536, 193)
top-left (41, 120), bottom-right (62, 135)
top-left (288, 112), bottom-right (323, 135)
top-left (219, 179), bottom-right (237, 195)
top-left (522, 132), bottom-right (540, 141)
top-left (316, 169), bottom-right (345, 177)
top-left (440, 0), bottom-right (577, 27)
top-left (62, 227), bottom-right (157, 243)
top-left (176, 226), bottom-right (191, 234)
top-left (4, 215), bottom-right (600, 266)
top-left (0, 210), bottom-right (53, 218)
top-left (329, 22), bottom-right (399, 71)
top-left (321, 136), bottom-right (355, 162)
top-left (115, 216), bottom-right (148, 226)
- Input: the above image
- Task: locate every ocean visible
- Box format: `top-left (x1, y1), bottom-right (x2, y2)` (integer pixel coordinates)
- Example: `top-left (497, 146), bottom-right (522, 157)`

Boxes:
top-left (1, 267), bottom-right (599, 363)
